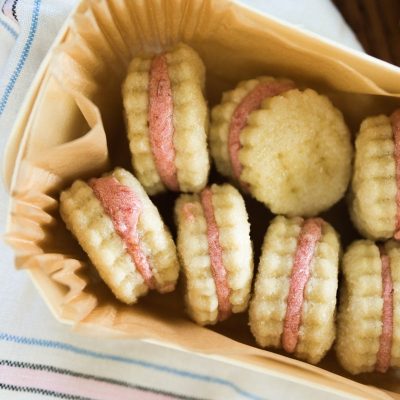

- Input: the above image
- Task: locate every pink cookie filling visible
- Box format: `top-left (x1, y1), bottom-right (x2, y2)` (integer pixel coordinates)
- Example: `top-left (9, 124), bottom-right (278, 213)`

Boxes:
top-left (200, 188), bottom-right (231, 321)
top-left (90, 176), bottom-right (155, 289)
top-left (376, 247), bottom-right (394, 373)
top-left (148, 53), bottom-right (179, 191)
top-left (282, 218), bottom-right (324, 353)
top-left (228, 80), bottom-right (295, 185)
top-left (390, 109), bottom-right (400, 239)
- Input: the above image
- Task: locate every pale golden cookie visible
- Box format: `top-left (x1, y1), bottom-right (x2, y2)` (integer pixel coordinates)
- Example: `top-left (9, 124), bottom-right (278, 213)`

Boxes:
top-left (210, 81), bottom-right (352, 216)
top-left (122, 43), bottom-right (209, 195)
top-left (60, 167), bottom-right (179, 304)
top-left (210, 76), bottom-right (293, 178)
top-left (175, 183), bottom-right (253, 325)
top-left (350, 114), bottom-right (398, 240)
top-left (249, 215), bottom-right (339, 364)
top-left (336, 240), bottom-right (400, 374)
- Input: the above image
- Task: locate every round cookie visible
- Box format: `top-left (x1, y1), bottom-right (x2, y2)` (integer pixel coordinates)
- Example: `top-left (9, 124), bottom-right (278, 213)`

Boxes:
top-left (122, 43), bottom-right (209, 195)
top-left (175, 183), bottom-right (253, 325)
top-left (350, 110), bottom-right (400, 240)
top-left (210, 78), bottom-right (352, 216)
top-left (249, 215), bottom-right (340, 364)
top-left (60, 167), bottom-right (180, 304)
top-left (336, 240), bottom-right (400, 374)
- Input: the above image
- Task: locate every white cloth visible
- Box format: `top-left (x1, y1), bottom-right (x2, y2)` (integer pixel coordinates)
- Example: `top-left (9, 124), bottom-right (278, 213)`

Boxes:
top-left (0, 1), bottom-right (362, 399)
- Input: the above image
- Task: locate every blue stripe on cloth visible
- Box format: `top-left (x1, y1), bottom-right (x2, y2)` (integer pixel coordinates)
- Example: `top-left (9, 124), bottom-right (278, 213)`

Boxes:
top-left (0, 0), bottom-right (41, 115)
top-left (0, 332), bottom-right (264, 400)
top-left (0, 19), bottom-right (18, 38)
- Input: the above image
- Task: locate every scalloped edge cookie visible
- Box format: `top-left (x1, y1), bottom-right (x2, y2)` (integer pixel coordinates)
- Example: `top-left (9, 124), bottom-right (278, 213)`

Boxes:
top-left (249, 215), bottom-right (339, 364)
top-left (211, 81), bottom-right (352, 216)
top-left (336, 240), bottom-right (400, 374)
top-left (209, 76), bottom-right (294, 182)
top-left (122, 43), bottom-right (209, 195)
top-left (175, 183), bottom-right (253, 325)
top-left (60, 167), bottom-right (180, 304)
top-left (350, 111), bottom-right (400, 240)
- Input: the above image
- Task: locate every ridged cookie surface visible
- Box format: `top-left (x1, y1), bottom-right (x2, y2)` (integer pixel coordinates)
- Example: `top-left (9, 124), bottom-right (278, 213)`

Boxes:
top-left (350, 115), bottom-right (397, 240)
top-left (60, 167), bottom-right (179, 304)
top-left (241, 89), bottom-right (352, 216)
top-left (211, 82), bottom-right (352, 216)
top-left (175, 183), bottom-right (253, 325)
top-left (122, 43), bottom-right (209, 195)
top-left (336, 240), bottom-right (400, 374)
top-left (249, 215), bottom-right (339, 364)
top-left (210, 76), bottom-right (293, 179)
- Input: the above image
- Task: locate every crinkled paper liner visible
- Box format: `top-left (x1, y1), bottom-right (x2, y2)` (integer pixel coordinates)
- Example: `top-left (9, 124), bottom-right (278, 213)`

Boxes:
top-left (5, 0), bottom-right (400, 398)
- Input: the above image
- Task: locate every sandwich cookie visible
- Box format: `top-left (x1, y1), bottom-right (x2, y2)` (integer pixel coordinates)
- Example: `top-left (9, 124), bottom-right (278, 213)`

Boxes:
top-left (122, 43), bottom-right (209, 195)
top-left (210, 78), bottom-right (352, 216)
top-left (175, 183), bottom-right (253, 325)
top-left (249, 216), bottom-right (340, 364)
top-left (60, 167), bottom-right (180, 304)
top-left (336, 240), bottom-right (400, 374)
top-left (350, 110), bottom-right (400, 240)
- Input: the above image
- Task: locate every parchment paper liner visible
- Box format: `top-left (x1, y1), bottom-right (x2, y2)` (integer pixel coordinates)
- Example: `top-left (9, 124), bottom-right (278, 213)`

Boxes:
top-left (5, 0), bottom-right (400, 398)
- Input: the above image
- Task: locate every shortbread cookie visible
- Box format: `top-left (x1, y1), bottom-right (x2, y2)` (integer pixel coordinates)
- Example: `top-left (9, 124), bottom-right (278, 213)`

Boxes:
top-left (60, 167), bottom-right (179, 304)
top-left (336, 240), bottom-right (400, 374)
top-left (175, 183), bottom-right (253, 325)
top-left (210, 79), bottom-right (352, 216)
top-left (122, 43), bottom-right (209, 195)
top-left (350, 110), bottom-right (400, 240)
top-left (249, 216), bottom-right (340, 364)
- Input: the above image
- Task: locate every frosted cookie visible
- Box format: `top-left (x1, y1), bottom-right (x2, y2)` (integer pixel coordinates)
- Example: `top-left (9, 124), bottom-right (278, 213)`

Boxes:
top-left (210, 78), bottom-right (352, 216)
top-left (122, 43), bottom-right (209, 195)
top-left (350, 110), bottom-right (400, 240)
top-left (175, 183), bottom-right (253, 325)
top-left (60, 167), bottom-right (179, 304)
top-left (336, 240), bottom-right (400, 374)
top-left (249, 216), bottom-right (340, 364)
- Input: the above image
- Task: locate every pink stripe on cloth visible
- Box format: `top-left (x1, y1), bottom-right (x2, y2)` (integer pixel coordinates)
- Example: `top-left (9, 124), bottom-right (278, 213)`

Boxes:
top-left (0, 365), bottom-right (175, 400)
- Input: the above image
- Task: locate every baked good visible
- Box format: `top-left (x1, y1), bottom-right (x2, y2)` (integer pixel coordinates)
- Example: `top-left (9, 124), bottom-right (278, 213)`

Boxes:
top-left (210, 78), bottom-right (352, 216)
top-left (336, 240), bottom-right (400, 374)
top-left (249, 215), bottom-right (340, 364)
top-left (350, 110), bottom-right (400, 240)
top-left (60, 167), bottom-right (180, 304)
top-left (122, 43), bottom-right (209, 195)
top-left (175, 183), bottom-right (253, 325)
